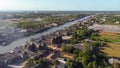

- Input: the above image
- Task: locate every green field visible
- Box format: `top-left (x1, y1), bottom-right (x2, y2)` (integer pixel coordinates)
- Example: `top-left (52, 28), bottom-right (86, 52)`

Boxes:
top-left (99, 31), bottom-right (120, 58)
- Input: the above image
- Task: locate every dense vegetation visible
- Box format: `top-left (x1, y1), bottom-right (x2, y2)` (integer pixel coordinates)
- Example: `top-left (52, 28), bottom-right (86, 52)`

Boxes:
top-left (23, 14), bottom-right (119, 68)
top-left (70, 28), bottom-right (96, 44)
top-left (62, 28), bottom-right (112, 68)
top-left (97, 14), bottom-right (120, 25)
top-left (62, 42), bottom-right (111, 68)
top-left (25, 58), bottom-right (47, 68)
top-left (15, 14), bottom-right (86, 29)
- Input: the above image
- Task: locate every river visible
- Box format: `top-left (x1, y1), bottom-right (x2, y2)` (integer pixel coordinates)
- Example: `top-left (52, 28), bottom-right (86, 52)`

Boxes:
top-left (0, 15), bottom-right (93, 54)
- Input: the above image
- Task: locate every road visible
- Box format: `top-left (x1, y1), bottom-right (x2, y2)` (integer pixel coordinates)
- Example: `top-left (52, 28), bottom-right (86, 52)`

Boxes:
top-left (91, 24), bottom-right (120, 33)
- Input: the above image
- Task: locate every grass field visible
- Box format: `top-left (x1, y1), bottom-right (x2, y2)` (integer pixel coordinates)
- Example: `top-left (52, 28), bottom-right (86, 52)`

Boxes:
top-left (99, 31), bottom-right (120, 58)
top-left (99, 31), bottom-right (120, 43)
top-left (101, 43), bottom-right (120, 58)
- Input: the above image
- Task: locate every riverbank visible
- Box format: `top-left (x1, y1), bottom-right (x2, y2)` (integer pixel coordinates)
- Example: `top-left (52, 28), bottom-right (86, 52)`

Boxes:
top-left (0, 13), bottom-right (88, 46)
top-left (0, 14), bottom-right (96, 68)
top-left (0, 15), bottom-right (93, 54)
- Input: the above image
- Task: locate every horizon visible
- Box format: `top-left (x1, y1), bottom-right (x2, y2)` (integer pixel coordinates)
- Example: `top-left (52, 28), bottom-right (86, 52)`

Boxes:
top-left (0, 0), bottom-right (119, 11)
top-left (1, 10), bottom-right (120, 11)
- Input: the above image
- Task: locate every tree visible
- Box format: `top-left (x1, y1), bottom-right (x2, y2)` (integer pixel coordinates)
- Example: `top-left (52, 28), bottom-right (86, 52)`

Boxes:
top-left (70, 31), bottom-right (78, 44)
top-left (70, 37), bottom-right (77, 44)
top-left (61, 43), bottom-right (66, 51)
top-left (66, 59), bottom-right (74, 68)
top-left (88, 62), bottom-right (93, 68)
top-left (38, 58), bottom-right (44, 63)
top-left (30, 38), bottom-right (35, 42)
top-left (25, 58), bottom-right (34, 68)
top-left (82, 56), bottom-right (88, 68)
top-left (93, 61), bottom-right (97, 68)
top-left (53, 60), bottom-right (59, 67)
top-left (73, 50), bottom-right (81, 54)
top-left (38, 58), bottom-right (47, 66)
top-left (61, 44), bottom-right (74, 53)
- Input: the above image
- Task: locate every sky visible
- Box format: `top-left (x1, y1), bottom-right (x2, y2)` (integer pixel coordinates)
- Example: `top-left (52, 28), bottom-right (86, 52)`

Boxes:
top-left (0, 0), bottom-right (119, 11)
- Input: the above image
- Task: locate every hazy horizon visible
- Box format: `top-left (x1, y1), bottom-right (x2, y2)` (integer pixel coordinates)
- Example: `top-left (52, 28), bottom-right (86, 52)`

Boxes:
top-left (0, 0), bottom-right (119, 11)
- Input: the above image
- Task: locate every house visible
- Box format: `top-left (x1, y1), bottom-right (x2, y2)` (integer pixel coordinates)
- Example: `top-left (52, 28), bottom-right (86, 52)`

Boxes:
top-left (2, 52), bottom-right (22, 64)
top-left (115, 21), bottom-right (120, 24)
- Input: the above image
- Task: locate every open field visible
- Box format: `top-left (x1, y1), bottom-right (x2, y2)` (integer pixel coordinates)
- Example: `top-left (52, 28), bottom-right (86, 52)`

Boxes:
top-left (99, 31), bottom-right (120, 58)
top-left (99, 31), bottom-right (120, 43)
top-left (101, 43), bottom-right (120, 58)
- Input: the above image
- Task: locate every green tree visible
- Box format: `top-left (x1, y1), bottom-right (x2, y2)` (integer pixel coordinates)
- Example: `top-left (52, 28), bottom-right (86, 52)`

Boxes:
top-left (66, 59), bottom-right (74, 68)
top-left (61, 43), bottom-right (66, 51)
top-left (88, 62), bottom-right (93, 68)
top-left (93, 61), bottom-right (97, 68)
top-left (30, 38), bottom-right (35, 42)
top-left (82, 57), bottom-right (88, 68)
top-left (53, 60), bottom-right (59, 67)
top-left (25, 58), bottom-right (34, 68)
